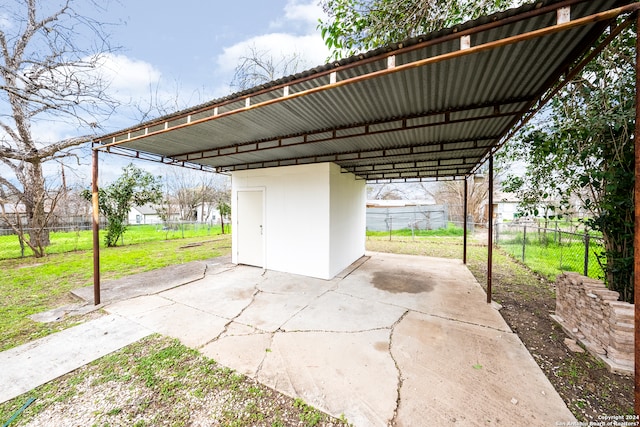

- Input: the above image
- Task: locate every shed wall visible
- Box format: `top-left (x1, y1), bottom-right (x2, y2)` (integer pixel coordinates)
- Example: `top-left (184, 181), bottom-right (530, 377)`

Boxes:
top-left (233, 163), bottom-right (363, 279)
top-left (330, 164), bottom-right (366, 277)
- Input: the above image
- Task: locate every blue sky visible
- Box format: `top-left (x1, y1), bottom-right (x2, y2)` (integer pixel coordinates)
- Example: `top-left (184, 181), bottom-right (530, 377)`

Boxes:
top-left (19, 0), bottom-right (332, 184)
top-left (91, 0), bottom-right (331, 130)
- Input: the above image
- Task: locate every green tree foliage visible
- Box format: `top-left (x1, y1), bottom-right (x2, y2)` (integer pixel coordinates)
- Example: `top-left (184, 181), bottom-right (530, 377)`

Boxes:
top-left (500, 26), bottom-right (635, 302)
top-left (218, 201), bottom-right (231, 234)
top-left (83, 164), bottom-right (163, 247)
top-left (319, 0), bottom-right (514, 59)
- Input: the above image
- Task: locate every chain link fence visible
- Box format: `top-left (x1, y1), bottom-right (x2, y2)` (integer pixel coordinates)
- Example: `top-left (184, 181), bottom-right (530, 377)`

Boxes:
top-left (367, 205), bottom-right (448, 231)
top-left (494, 221), bottom-right (604, 280)
top-left (0, 217), bottom-right (105, 236)
top-left (365, 205), bottom-right (480, 240)
top-left (0, 217), bottom-right (227, 237)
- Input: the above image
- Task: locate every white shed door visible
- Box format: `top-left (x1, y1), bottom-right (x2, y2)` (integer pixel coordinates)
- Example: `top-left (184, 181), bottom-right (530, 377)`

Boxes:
top-left (237, 190), bottom-right (264, 267)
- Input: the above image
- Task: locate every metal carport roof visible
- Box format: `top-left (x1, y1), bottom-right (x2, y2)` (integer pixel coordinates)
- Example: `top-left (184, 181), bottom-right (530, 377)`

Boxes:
top-left (94, 0), bottom-right (638, 183)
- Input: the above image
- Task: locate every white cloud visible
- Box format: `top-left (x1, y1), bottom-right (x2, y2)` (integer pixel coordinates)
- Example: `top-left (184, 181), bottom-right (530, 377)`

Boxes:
top-left (270, 0), bottom-right (325, 31)
top-left (217, 32), bottom-right (329, 75)
top-left (96, 53), bottom-right (163, 100)
top-left (214, 0), bottom-right (330, 89)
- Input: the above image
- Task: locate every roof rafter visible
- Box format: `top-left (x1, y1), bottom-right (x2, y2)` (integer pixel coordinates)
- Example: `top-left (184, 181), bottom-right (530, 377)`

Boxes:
top-left (170, 99), bottom-right (528, 163)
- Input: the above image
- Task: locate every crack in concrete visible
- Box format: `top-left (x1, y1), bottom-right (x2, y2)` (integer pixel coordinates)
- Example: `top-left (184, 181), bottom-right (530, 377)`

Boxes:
top-left (279, 326), bottom-right (394, 334)
top-left (414, 310), bottom-right (512, 334)
top-left (254, 331), bottom-right (276, 377)
top-left (331, 287), bottom-right (511, 334)
top-left (275, 284), bottom-right (340, 331)
top-left (197, 277), bottom-right (266, 349)
top-left (388, 310), bottom-right (409, 427)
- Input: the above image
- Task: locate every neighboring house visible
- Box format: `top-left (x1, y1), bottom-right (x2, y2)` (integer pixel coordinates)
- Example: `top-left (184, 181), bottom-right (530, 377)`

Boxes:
top-left (194, 202), bottom-right (221, 223)
top-left (495, 200), bottom-right (520, 222)
top-left (128, 204), bottom-right (163, 225)
top-left (493, 191), bottom-right (587, 222)
top-left (0, 200), bottom-right (57, 228)
top-left (494, 191), bottom-right (520, 222)
top-left (128, 203), bottom-right (227, 225)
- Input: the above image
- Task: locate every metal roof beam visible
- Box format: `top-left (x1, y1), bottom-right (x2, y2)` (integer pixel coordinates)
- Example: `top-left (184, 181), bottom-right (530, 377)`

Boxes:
top-left (472, 5), bottom-right (637, 174)
top-left (368, 175), bottom-right (466, 184)
top-left (215, 138), bottom-right (494, 172)
top-left (350, 158), bottom-right (476, 173)
top-left (170, 101), bottom-right (523, 162)
top-left (97, 145), bottom-right (218, 173)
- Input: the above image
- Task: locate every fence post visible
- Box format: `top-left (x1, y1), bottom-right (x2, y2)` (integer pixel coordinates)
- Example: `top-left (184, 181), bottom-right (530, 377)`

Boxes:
top-left (411, 209), bottom-right (415, 241)
top-left (389, 216), bottom-right (392, 241)
top-left (522, 225), bottom-right (527, 262)
top-left (584, 232), bottom-right (590, 277)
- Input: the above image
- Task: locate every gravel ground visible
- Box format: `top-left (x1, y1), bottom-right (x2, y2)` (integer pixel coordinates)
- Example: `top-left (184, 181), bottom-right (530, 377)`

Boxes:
top-left (0, 335), bottom-right (350, 427)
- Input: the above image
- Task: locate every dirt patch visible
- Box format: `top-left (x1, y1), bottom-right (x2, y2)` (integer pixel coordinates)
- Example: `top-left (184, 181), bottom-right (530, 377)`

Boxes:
top-left (372, 270), bottom-right (434, 294)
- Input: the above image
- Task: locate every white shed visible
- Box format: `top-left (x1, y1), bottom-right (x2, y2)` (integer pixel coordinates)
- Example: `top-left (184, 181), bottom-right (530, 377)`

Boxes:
top-left (232, 162), bottom-right (365, 280)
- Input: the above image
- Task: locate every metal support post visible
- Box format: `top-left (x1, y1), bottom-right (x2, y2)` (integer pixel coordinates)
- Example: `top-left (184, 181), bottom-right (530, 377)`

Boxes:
top-left (463, 177), bottom-right (468, 264)
top-left (634, 11), bottom-right (640, 416)
top-left (487, 155), bottom-right (494, 304)
top-left (92, 148), bottom-right (101, 305)
top-left (583, 233), bottom-right (590, 277)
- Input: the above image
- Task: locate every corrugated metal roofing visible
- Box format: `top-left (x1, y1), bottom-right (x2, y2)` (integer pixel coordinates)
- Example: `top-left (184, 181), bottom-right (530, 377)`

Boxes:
top-left (95, 0), bottom-right (639, 182)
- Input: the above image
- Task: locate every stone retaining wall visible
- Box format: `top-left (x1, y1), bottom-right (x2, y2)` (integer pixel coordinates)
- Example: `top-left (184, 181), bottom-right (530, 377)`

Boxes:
top-left (552, 272), bottom-right (634, 374)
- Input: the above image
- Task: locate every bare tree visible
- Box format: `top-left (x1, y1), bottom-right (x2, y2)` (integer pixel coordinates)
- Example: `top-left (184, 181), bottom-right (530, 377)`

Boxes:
top-left (165, 169), bottom-right (230, 225)
top-left (422, 177), bottom-right (489, 225)
top-left (0, 0), bottom-right (119, 256)
top-left (366, 183), bottom-right (406, 200)
top-left (230, 44), bottom-right (307, 91)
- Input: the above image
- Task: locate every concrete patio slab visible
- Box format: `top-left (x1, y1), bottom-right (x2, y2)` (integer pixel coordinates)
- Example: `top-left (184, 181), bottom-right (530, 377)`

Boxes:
top-left (234, 290), bottom-right (319, 332)
top-left (257, 330), bottom-right (398, 427)
top-left (281, 291), bottom-right (407, 332)
top-left (339, 252), bottom-right (510, 332)
top-left (159, 272), bottom-right (259, 319)
top-left (71, 259), bottom-right (218, 303)
top-left (2, 252), bottom-right (576, 426)
top-left (200, 324), bottom-right (273, 376)
top-left (392, 311), bottom-right (572, 426)
top-left (0, 315), bottom-right (151, 403)
top-left (257, 270), bottom-right (336, 296)
top-left (106, 299), bottom-right (229, 348)
top-left (105, 294), bottom-right (174, 317)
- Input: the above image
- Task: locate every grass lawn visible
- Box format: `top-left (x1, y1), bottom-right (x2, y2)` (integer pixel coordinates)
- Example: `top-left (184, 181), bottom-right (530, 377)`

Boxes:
top-left (366, 222), bottom-right (464, 238)
top-left (0, 231), bottom-right (232, 351)
top-left (497, 231), bottom-right (604, 281)
top-left (0, 223), bottom-right (226, 260)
